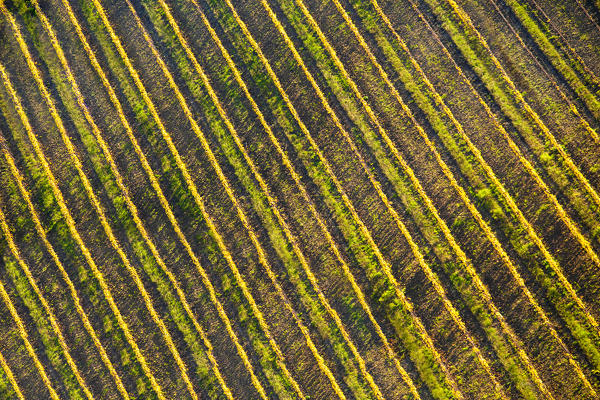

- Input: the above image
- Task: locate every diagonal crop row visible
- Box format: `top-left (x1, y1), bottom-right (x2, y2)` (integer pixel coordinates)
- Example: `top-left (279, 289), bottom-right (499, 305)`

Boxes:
top-left (59, 0), bottom-right (289, 397)
top-left (0, 32), bottom-right (167, 399)
top-left (438, 0), bottom-right (600, 221)
top-left (412, 0), bottom-right (600, 260)
top-left (288, 0), bottom-right (597, 395)
top-left (414, 0), bottom-right (600, 329)
top-left (0, 281), bottom-right (59, 400)
top-left (197, 1), bottom-right (446, 396)
top-left (0, 231), bottom-right (61, 400)
top-left (8, 3), bottom-right (268, 394)
top-left (395, 0), bottom-right (600, 381)
top-left (120, 2), bottom-right (365, 397)
top-left (60, 0), bottom-right (285, 396)
top-left (526, 0), bottom-right (600, 91)
top-left (197, 1), bottom-right (464, 396)
top-left (4, 0), bottom-right (597, 397)
top-left (493, 0), bottom-right (600, 125)
top-left (0, 172), bottom-right (95, 399)
top-left (413, 0), bottom-right (600, 340)
top-left (24, 1), bottom-right (238, 398)
top-left (99, 1), bottom-right (306, 397)
top-left (496, 0), bottom-right (600, 137)
top-left (0, 204), bottom-right (87, 399)
top-left (484, 0), bottom-right (600, 251)
top-left (575, 0), bottom-right (600, 34)
top-left (182, 0), bottom-right (424, 397)
top-left (271, 0), bottom-right (579, 396)
top-left (283, 0), bottom-right (593, 395)
top-left (336, 0), bottom-right (598, 392)
top-left (0, 134), bottom-right (133, 399)
top-left (130, 1), bottom-right (367, 398)
top-left (3, 0), bottom-right (600, 397)
top-left (0, 82), bottom-right (155, 399)
top-left (372, 0), bottom-right (596, 380)
top-left (205, 0), bottom-right (502, 396)
top-left (145, 5), bottom-right (367, 400)
top-left (421, 0), bottom-right (600, 219)
top-left (66, 0), bottom-right (313, 396)
top-left (259, 7), bottom-right (470, 398)
top-left (147, 0), bottom-right (418, 398)
top-left (287, 0), bottom-right (579, 393)
top-left (401, 0), bottom-right (600, 376)
top-left (324, 0), bottom-right (593, 342)
top-left (2, 6), bottom-right (208, 397)
top-left (270, 0), bottom-right (530, 397)
top-left (218, 0), bottom-right (468, 398)
top-left (408, 0), bottom-right (600, 379)
top-left (82, 0), bottom-right (312, 397)
top-left (0, 347), bottom-right (24, 400)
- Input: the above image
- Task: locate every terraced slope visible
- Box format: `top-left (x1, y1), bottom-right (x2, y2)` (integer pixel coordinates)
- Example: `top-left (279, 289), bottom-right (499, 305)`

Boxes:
top-left (0, 0), bottom-right (599, 398)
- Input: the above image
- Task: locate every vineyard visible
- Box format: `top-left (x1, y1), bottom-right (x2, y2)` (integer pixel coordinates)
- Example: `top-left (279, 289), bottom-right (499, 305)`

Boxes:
top-left (0, 0), bottom-right (599, 398)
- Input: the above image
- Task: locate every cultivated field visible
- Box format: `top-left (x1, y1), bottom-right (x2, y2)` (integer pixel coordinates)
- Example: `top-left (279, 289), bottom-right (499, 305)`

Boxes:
top-left (0, 0), bottom-right (599, 398)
